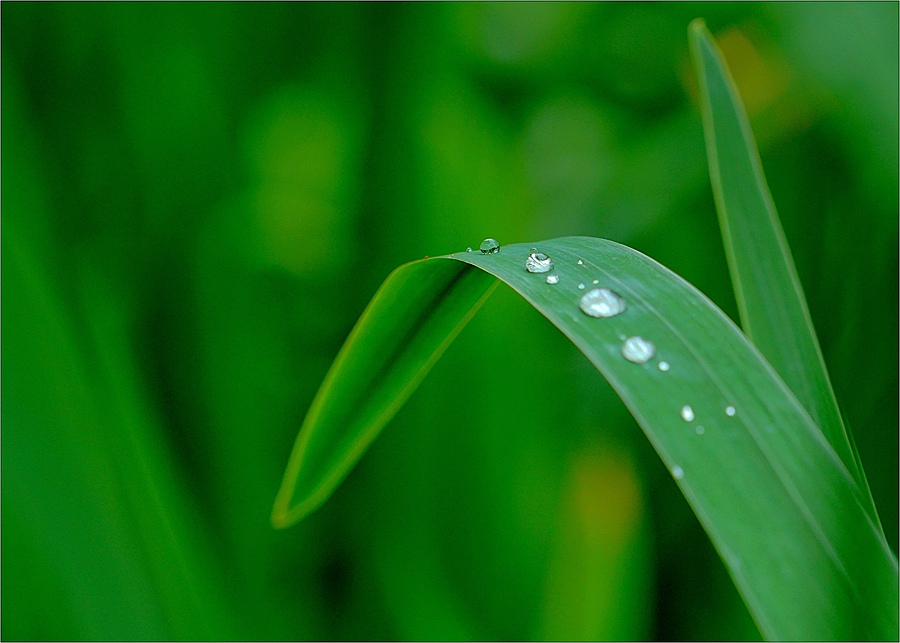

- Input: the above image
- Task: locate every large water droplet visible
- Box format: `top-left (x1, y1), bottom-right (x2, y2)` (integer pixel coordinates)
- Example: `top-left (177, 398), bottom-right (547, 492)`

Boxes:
top-left (546, 274), bottom-right (560, 285)
top-left (479, 238), bottom-right (500, 254)
top-left (525, 252), bottom-right (554, 273)
top-left (681, 405), bottom-right (695, 422)
top-left (672, 466), bottom-right (684, 480)
top-left (578, 288), bottom-right (626, 318)
top-left (658, 361), bottom-right (670, 372)
top-left (725, 405), bottom-right (736, 417)
top-left (621, 336), bottom-right (655, 364)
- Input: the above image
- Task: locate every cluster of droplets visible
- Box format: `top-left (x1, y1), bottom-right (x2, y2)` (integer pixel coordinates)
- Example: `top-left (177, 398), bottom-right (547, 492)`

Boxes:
top-left (473, 243), bottom-right (746, 477)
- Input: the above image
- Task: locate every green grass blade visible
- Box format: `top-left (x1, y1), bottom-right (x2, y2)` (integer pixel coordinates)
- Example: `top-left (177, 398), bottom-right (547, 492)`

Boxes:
top-left (273, 237), bottom-right (898, 640)
top-left (271, 259), bottom-right (497, 528)
top-left (688, 21), bottom-right (868, 496)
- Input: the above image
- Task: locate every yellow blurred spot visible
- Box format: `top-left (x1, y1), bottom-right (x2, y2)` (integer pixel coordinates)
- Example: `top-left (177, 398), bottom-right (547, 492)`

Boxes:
top-left (715, 27), bottom-right (791, 117)
top-left (539, 447), bottom-right (650, 641)
top-left (242, 86), bottom-right (360, 277)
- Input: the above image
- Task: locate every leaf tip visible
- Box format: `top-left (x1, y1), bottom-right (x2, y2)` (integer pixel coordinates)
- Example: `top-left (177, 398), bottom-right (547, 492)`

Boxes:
top-left (688, 18), bottom-right (711, 52)
top-left (270, 495), bottom-right (292, 529)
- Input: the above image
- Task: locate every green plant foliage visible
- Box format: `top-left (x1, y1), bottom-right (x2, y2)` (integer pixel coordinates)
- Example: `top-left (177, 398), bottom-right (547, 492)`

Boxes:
top-left (274, 236), bottom-right (898, 640)
top-left (690, 20), bottom-right (868, 496)
top-left (272, 260), bottom-right (497, 527)
top-left (4, 4), bottom-right (897, 641)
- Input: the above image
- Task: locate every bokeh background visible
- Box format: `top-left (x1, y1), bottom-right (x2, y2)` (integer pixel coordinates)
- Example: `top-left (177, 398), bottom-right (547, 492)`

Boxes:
top-left (3, 3), bottom-right (897, 640)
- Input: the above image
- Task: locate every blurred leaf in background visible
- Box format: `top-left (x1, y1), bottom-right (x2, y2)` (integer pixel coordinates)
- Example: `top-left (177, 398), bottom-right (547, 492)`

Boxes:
top-left (2, 3), bottom-right (896, 640)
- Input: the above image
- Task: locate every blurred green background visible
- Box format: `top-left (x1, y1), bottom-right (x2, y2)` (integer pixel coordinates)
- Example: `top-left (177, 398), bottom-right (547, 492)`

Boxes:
top-left (3, 3), bottom-right (897, 640)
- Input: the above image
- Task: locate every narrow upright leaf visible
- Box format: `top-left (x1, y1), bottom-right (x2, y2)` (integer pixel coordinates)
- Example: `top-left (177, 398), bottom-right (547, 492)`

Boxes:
top-left (689, 21), bottom-right (867, 494)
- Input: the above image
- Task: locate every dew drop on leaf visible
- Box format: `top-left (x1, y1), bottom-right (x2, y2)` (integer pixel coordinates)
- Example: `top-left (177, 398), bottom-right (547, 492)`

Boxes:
top-left (577, 259), bottom-right (584, 265)
top-left (695, 425), bottom-right (705, 435)
top-left (579, 288), bottom-right (626, 318)
top-left (466, 247), bottom-right (472, 252)
top-left (672, 465), bottom-right (684, 480)
top-left (658, 361), bottom-right (670, 372)
top-left (525, 252), bottom-right (554, 273)
top-left (621, 336), bottom-right (655, 364)
top-left (681, 405), bottom-right (695, 422)
top-left (479, 238), bottom-right (500, 254)
top-left (725, 405), bottom-right (736, 417)
top-left (546, 274), bottom-right (560, 285)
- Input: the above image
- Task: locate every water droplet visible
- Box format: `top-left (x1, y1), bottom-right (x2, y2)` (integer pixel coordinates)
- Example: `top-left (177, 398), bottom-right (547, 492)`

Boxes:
top-left (466, 247), bottom-right (473, 253)
top-left (695, 425), bottom-right (705, 435)
top-left (681, 405), bottom-right (695, 422)
top-left (577, 259), bottom-right (584, 266)
top-left (578, 288), bottom-right (626, 318)
top-left (479, 238), bottom-right (500, 254)
top-left (658, 361), bottom-right (670, 372)
top-left (578, 283), bottom-right (585, 290)
top-left (525, 252), bottom-right (554, 273)
top-left (592, 279), bottom-right (599, 285)
top-left (621, 336), bottom-right (655, 364)
top-left (672, 466), bottom-right (684, 480)
top-left (725, 405), bottom-right (736, 417)
top-left (546, 274), bottom-right (560, 285)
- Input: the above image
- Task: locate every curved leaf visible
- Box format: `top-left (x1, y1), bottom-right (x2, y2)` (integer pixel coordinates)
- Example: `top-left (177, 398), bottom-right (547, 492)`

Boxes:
top-left (273, 236), bottom-right (897, 641)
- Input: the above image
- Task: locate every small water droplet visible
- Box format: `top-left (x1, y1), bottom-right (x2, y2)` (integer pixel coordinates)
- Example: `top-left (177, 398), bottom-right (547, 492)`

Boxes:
top-left (466, 247), bottom-right (473, 253)
top-left (479, 238), bottom-right (500, 254)
top-left (592, 279), bottom-right (599, 285)
top-left (621, 336), bottom-right (655, 364)
top-left (546, 274), bottom-right (560, 285)
top-left (681, 405), bottom-right (695, 422)
top-left (578, 283), bottom-right (585, 290)
top-left (578, 288), bottom-right (626, 318)
top-left (577, 259), bottom-right (584, 266)
top-left (725, 405), bottom-right (736, 417)
top-left (525, 252), bottom-right (554, 273)
top-left (695, 425), bottom-right (705, 435)
top-left (658, 361), bottom-right (670, 372)
top-left (672, 466), bottom-right (684, 480)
